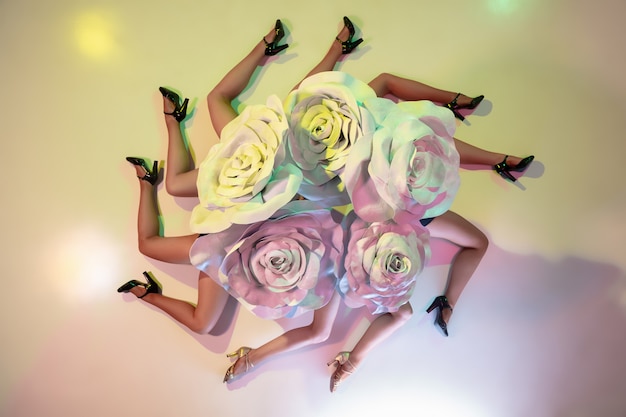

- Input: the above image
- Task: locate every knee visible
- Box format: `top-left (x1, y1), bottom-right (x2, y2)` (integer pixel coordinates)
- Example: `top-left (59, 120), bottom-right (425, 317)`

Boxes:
top-left (306, 322), bottom-right (333, 345)
top-left (374, 72), bottom-right (392, 82)
top-left (188, 318), bottom-right (215, 335)
top-left (207, 89), bottom-right (229, 109)
top-left (475, 231), bottom-right (489, 254)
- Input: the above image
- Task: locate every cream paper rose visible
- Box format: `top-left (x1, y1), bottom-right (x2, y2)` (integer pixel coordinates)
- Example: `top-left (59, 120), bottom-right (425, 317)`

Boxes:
top-left (190, 95), bottom-right (302, 233)
top-left (343, 98), bottom-right (460, 223)
top-left (283, 71), bottom-right (376, 194)
top-left (338, 215), bottom-right (431, 315)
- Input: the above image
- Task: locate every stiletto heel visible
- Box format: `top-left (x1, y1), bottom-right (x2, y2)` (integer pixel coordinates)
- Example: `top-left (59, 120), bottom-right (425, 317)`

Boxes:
top-left (117, 271), bottom-right (162, 299)
top-left (223, 347), bottom-right (253, 383)
top-left (445, 93), bottom-right (485, 121)
top-left (125, 157), bottom-right (159, 185)
top-left (327, 351), bottom-right (356, 393)
top-left (158, 87), bottom-right (189, 122)
top-left (493, 155), bottom-right (534, 182)
top-left (425, 295), bottom-right (452, 337)
top-left (263, 19), bottom-right (289, 56)
top-left (336, 16), bottom-right (363, 54)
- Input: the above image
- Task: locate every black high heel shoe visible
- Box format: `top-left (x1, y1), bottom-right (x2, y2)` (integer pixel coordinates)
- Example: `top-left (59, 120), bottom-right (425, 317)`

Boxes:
top-left (336, 16), bottom-right (363, 54)
top-left (126, 157), bottom-right (159, 185)
top-left (493, 155), bottom-right (535, 182)
top-left (117, 271), bottom-right (162, 299)
top-left (445, 93), bottom-right (485, 121)
top-left (426, 295), bottom-right (453, 337)
top-left (263, 19), bottom-right (289, 56)
top-left (158, 87), bottom-right (189, 122)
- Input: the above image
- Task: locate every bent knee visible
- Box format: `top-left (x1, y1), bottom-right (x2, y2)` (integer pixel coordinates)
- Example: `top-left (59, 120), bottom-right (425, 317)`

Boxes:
top-left (188, 318), bottom-right (215, 335)
top-left (475, 231), bottom-right (489, 253)
top-left (395, 303), bottom-right (413, 322)
top-left (307, 323), bottom-right (333, 344)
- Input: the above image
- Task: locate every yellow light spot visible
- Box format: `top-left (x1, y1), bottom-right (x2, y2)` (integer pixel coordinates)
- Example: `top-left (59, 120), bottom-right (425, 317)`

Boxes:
top-left (74, 11), bottom-right (116, 60)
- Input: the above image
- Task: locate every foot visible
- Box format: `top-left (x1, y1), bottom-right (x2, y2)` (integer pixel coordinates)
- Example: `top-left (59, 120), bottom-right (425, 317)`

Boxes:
top-left (335, 24), bottom-right (351, 44)
top-left (263, 25), bottom-right (278, 45)
top-left (129, 285), bottom-right (148, 298)
top-left (441, 303), bottom-right (453, 324)
top-left (223, 347), bottom-right (255, 383)
top-left (501, 155), bottom-right (523, 168)
top-left (163, 95), bottom-right (177, 120)
top-left (454, 94), bottom-right (475, 107)
top-left (328, 352), bottom-right (357, 392)
top-left (130, 161), bottom-right (161, 186)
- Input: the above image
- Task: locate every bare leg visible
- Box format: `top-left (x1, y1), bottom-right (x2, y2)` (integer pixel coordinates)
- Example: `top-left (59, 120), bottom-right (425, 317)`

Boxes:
top-left (226, 292), bottom-right (341, 379)
top-left (207, 25), bottom-right (281, 137)
top-left (368, 72), bottom-right (477, 106)
top-left (131, 271), bottom-right (230, 334)
top-left (162, 100), bottom-right (198, 197)
top-left (454, 138), bottom-right (525, 167)
top-left (293, 23), bottom-right (351, 89)
top-left (330, 302), bottom-right (413, 389)
top-left (131, 164), bottom-right (197, 263)
top-left (426, 211), bottom-right (488, 324)
top-left (127, 164), bottom-right (229, 334)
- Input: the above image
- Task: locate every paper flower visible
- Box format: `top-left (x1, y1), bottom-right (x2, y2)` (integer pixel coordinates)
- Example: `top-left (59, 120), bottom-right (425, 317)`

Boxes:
top-left (190, 95), bottom-right (302, 233)
top-left (283, 71), bottom-right (376, 189)
top-left (343, 98), bottom-right (460, 222)
top-left (338, 215), bottom-right (431, 314)
top-left (190, 204), bottom-right (344, 319)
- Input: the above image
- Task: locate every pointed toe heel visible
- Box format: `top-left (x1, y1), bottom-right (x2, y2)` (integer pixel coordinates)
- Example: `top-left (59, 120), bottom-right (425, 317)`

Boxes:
top-left (336, 16), bottom-right (363, 54)
top-left (159, 87), bottom-right (189, 122)
top-left (264, 19), bottom-right (289, 56)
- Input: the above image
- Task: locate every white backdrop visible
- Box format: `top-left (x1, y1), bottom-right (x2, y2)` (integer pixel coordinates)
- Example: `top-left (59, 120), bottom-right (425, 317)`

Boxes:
top-left (2, 1), bottom-right (626, 416)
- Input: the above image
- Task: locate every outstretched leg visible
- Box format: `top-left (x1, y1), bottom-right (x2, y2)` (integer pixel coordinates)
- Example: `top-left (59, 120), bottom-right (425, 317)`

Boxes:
top-left (161, 95), bottom-right (198, 197)
top-left (125, 162), bottom-right (229, 334)
top-left (208, 24), bottom-right (284, 137)
top-left (294, 22), bottom-right (353, 89)
top-left (368, 72), bottom-right (478, 107)
top-left (454, 138), bottom-right (527, 168)
top-left (130, 270), bottom-right (230, 334)
top-left (329, 302), bottom-right (414, 391)
top-left (224, 292), bottom-right (342, 381)
top-left (426, 211), bottom-right (488, 325)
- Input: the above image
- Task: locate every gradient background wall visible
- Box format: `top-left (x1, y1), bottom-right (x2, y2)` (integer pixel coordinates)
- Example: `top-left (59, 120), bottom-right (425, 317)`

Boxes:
top-left (2, 1), bottom-right (626, 416)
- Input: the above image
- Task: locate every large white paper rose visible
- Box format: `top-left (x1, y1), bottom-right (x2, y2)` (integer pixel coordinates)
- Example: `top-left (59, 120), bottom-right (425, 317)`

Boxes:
top-left (190, 95), bottom-right (302, 233)
top-left (283, 71), bottom-right (376, 191)
top-left (338, 215), bottom-right (431, 314)
top-left (343, 98), bottom-right (460, 222)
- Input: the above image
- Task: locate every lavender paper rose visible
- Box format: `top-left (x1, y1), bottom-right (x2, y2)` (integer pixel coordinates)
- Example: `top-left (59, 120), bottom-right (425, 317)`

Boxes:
top-left (338, 216), bottom-right (431, 314)
top-left (190, 204), bottom-right (344, 319)
top-left (190, 95), bottom-right (303, 233)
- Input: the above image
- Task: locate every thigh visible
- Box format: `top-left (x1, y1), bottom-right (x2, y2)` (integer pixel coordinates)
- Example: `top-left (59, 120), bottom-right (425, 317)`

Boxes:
top-left (141, 234), bottom-right (199, 264)
top-left (207, 95), bottom-right (238, 137)
top-left (195, 271), bottom-right (230, 328)
top-left (427, 211), bottom-right (486, 249)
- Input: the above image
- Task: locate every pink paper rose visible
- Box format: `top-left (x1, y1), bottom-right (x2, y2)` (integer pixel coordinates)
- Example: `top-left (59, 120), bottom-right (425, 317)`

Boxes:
top-left (190, 204), bottom-right (344, 319)
top-left (338, 215), bottom-right (431, 314)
